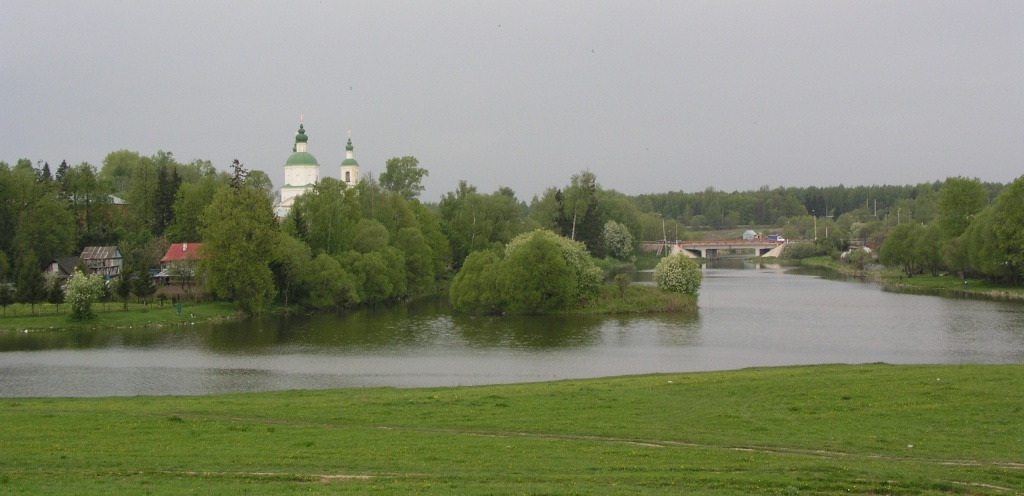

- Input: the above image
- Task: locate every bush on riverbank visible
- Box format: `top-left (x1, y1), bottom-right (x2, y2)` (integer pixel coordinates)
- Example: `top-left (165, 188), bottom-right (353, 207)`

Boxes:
top-left (654, 254), bottom-right (703, 297)
top-left (450, 230), bottom-right (603, 314)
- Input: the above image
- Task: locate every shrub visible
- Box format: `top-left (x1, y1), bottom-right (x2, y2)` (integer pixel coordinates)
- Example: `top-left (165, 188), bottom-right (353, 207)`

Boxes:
top-left (602, 220), bottom-right (635, 260)
top-left (501, 233), bottom-right (576, 313)
top-left (505, 229), bottom-right (602, 303)
top-left (65, 269), bottom-right (105, 321)
top-left (451, 229), bottom-right (605, 314)
top-left (781, 242), bottom-right (830, 260)
top-left (654, 255), bottom-right (702, 297)
top-left (614, 273), bottom-right (630, 297)
top-left (449, 251), bottom-right (504, 314)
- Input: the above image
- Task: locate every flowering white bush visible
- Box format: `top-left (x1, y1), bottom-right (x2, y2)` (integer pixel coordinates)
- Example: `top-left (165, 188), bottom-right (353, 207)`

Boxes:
top-left (654, 255), bottom-right (702, 297)
top-left (602, 220), bottom-right (634, 260)
top-left (65, 268), bottom-right (105, 321)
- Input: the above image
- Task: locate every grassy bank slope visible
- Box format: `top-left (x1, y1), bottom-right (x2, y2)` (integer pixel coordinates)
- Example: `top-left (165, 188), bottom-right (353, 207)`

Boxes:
top-left (792, 256), bottom-right (1024, 301)
top-left (2, 364), bottom-right (1022, 494)
top-left (0, 301), bottom-right (240, 332)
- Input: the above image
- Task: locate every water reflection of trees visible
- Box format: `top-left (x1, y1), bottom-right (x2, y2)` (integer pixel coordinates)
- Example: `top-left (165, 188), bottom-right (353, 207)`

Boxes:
top-left (607, 313), bottom-right (702, 347)
top-left (0, 327), bottom-right (176, 352)
top-left (784, 266), bottom-right (855, 281)
top-left (451, 314), bottom-right (604, 349)
top-left (202, 296), bottom-right (455, 352)
top-left (1, 294), bottom-right (698, 355)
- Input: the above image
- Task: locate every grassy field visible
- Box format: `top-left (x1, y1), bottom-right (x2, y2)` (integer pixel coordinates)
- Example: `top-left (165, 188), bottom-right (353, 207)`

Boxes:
top-left (2, 364), bottom-right (1022, 494)
top-left (0, 300), bottom-right (241, 332)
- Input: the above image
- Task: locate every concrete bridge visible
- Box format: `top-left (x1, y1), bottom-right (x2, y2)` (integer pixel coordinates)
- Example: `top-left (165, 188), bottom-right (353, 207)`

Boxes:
top-left (642, 239), bottom-right (788, 259)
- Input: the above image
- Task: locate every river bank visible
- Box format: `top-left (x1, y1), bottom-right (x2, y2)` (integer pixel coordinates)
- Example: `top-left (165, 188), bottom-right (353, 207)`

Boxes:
top-left (0, 300), bottom-right (241, 333)
top-left (2, 364), bottom-right (1021, 494)
top-left (2, 270), bottom-right (695, 332)
top-left (772, 255), bottom-right (1024, 302)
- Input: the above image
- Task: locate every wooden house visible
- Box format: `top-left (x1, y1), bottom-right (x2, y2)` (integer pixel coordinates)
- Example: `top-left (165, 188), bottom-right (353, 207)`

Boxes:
top-left (80, 246), bottom-right (122, 278)
top-left (46, 257), bottom-right (80, 281)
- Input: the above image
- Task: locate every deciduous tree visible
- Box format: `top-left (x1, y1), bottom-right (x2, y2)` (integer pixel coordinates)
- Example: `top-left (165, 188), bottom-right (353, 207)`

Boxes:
top-left (165, 177), bottom-right (226, 243)
top-left (439, 181), bottom-right (524, 269)
top-left (271, 233), bottom-right (313, 309)
top-left (937, 177), bottom-right (988, 238)
top-left (13, 188), bottom-right (77, 270)
top-left (504, 229), bottom-right (602, 303)
top-left (14, 250), bottom-right (45, 315)
top-left (200, 162), bottom-right (278, 313)
top-left (306, 253), bottom-right (358, 309)
top-left (379, 156), bottom-right (428, 201)
top-left (991, 175), bottom-right (1024, 284)
top-left (879, 222), bottom-right (925, 277)
top-left (448, 250), bottom-right (503, 314)
top-left (286, 178), bottom-right (360, 256)
top-left (394, 227), bottom-right (435, 295)
top-left (500, 231), bottom-right (575, 314)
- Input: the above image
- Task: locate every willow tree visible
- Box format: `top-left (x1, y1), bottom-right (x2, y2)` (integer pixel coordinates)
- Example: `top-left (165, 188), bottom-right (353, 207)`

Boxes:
top-left (200, 161), bottom-right (277, 313)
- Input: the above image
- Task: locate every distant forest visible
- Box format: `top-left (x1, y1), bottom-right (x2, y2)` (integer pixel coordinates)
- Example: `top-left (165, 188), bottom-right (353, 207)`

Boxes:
top-left (632, 182), bottom-right (1005, 230)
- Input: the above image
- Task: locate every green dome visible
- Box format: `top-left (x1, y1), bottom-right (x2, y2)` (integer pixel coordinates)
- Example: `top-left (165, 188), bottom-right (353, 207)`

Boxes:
top-left (295, 124), bottom-right (308, 143)
top-left (341, 158), bottom-right (359, 166)
top-left (286, 151), bottom-right (318, 166)
top-left (345, 137), bottom-right (353, 151)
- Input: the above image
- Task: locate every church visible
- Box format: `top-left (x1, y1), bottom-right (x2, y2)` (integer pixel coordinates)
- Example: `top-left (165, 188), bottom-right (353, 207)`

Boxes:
top-left (273, 120), bottom-right (360, 217)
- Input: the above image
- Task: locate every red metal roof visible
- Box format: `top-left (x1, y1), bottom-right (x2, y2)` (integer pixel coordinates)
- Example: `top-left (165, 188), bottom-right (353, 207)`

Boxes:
top-left (160, 243), bottom-right (205, 263)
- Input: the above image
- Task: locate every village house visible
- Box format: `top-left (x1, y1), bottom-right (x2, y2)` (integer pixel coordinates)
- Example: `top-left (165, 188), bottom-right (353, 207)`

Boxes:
top-left (80, 246), bottom-right (123, 279)
top-left (45, 257), bottom-right (81, 281)
top-left (156, 243), bottom-right (204, 286)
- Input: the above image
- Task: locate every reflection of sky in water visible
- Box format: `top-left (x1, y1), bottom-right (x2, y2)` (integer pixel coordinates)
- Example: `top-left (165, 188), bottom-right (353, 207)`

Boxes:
top-left (2, 267), bottom-right (1023, 397)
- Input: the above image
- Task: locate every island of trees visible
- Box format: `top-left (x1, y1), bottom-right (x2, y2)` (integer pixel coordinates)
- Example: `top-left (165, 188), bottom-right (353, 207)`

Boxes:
top-left (1, 150), bottom-right (1021, 321)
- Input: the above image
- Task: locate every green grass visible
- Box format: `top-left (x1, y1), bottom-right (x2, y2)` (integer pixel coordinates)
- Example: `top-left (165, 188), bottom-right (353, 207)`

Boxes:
top-left (0, 300), bottom-right (241, 332)
top-left (883, 273), bottom-right (1024, 300)
top-left (793, 256), bottom-right (1024, 301)
top-left (2, 364), bottom-right (1022, 494)
top-left (573, 284), bottom-right (697, 314)
top-left (634, 251), bottom-right (666, 270)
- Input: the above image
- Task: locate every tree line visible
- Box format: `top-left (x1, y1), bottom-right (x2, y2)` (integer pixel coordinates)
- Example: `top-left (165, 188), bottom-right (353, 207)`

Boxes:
top-left (2, 150), bottom-right (1020, 315)
top-left (878, 176), bottom-right (1024, 285)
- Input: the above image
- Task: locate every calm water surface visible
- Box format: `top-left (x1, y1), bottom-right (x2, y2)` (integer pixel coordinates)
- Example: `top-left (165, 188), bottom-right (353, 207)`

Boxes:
top-left (2, 259), bottom-right (1023, 397)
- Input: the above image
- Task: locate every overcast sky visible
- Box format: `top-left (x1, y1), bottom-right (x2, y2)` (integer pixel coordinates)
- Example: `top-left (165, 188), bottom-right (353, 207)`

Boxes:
top-left (3, 1), bottom-right (1022, 202)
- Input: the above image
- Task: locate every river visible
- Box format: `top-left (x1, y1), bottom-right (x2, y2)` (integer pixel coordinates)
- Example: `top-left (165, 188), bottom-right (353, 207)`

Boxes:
top-left (2, 259), bottom-right (1023, 397)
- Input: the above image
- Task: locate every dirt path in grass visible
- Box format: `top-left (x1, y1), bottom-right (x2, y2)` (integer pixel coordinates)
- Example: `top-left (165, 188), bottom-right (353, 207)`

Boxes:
top-left (164, 411), bottom-right (1024, 471)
